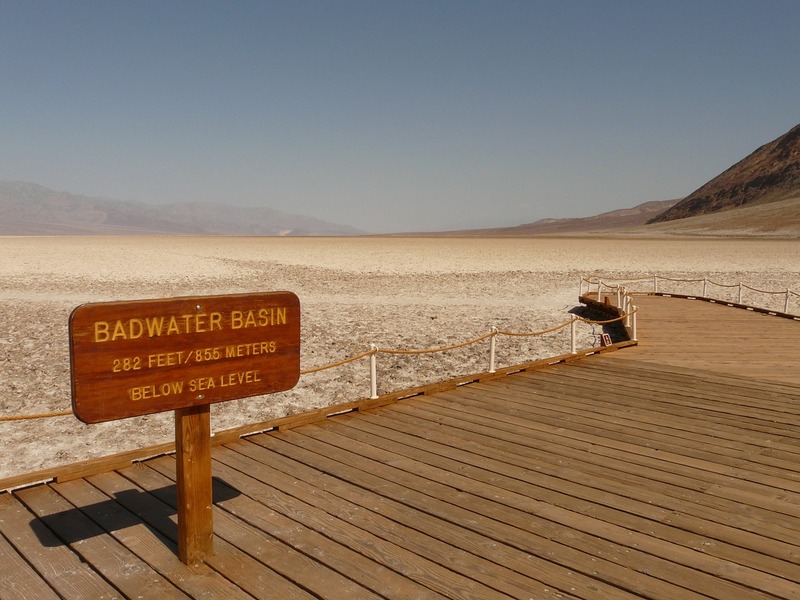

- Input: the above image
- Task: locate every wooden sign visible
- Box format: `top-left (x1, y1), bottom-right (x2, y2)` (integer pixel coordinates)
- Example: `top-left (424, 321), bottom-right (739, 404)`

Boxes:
top-left (69, 292), bottom-right (301, 424)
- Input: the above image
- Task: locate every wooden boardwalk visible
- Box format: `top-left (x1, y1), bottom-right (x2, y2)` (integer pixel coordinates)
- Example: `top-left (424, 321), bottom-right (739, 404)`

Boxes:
top-left (1, 296), bottom-right (800, 599)
top-left (613, 293), bottom-right (800, 384)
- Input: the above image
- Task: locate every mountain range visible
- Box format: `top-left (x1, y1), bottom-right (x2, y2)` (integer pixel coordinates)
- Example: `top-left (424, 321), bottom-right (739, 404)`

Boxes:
top-left (2, 122), bottom-right (799, 237)
top-left (449, 122), bottom-right (800, 237)
top-left (0, 181), bottom-right (363, 236)
top-left (649, 122), bottom-right (800, 224)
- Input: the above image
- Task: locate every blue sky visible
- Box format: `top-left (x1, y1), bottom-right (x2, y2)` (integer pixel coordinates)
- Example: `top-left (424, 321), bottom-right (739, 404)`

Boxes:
top-left (2, 1), bottom-right (798, 233)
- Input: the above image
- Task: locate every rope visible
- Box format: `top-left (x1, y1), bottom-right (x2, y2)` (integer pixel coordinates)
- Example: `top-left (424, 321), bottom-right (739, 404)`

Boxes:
top-left (655, 275), bottom-right (705, 283)
top-left (0, 410), bottom-right (72, 421)
top-left (741, 283), bottom-right (790, 295)
top-left (584, 275), bottom-right (652, 284)
top-left (588, 274), bottom-right (796, 298)
top-left (704, 279), bottom-right (740, 288)
top-left (496, 318), bottom-right (574, 337)
top-left (574, 309), bottom-right (635, 325)
top-left (300, 349), bottom-right (376, 375)
top-left (377, 331), bottom-right (496, 355)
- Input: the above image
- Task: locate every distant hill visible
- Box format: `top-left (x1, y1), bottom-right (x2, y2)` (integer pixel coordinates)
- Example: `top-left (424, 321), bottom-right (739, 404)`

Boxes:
top-left (435, 199), bottom-right (680, 236)
top-left (0, 181), bottom-right (364, 236)
top-left (642, 195), bottom-right (800, 237)
top-left (649, 123), bottom-right (800, 223)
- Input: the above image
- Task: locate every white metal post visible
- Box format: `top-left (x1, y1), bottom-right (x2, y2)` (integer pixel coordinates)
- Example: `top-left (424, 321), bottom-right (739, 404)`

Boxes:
top-left (632, 305), bottom-right (638, 341)
top-left (703, 278), bottom-right (708, 298)
top-left (738, 282), bottom-right (743, 304)
top-left (624, 292), bottom-right (631, 328)
top-left (570, 318), bottom-right (577, 354)
top-left (489, 327), bottom-right (498, 373)
top-left (786, 290), bottom-right (791, 314)
top-left (369, 344), bottom-right (378, 399)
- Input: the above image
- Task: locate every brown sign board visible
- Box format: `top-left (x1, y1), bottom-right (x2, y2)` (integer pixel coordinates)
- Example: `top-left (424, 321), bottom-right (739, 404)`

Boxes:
top-left (70, 292), bottom-right (300, 424)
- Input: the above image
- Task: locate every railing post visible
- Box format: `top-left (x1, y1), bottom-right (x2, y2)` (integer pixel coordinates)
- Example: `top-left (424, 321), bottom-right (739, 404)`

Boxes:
top-left (626, 295), bottom-right (630, 328)
top-left (570, 318), bottom-right (577, 354)
top-left (489, 327), bottom-right (498, 373)
top-left (738, 282), bottom-right (743, 304)
top-left (786, 290), bottom-right (791, 314)
top-left (631, 305), bottom-right (638, 341)
top-left (616, 286), bottom-right (621, 308)
top-left (369, 344), bottom-right (378, 399)
top-left (624, 292), bottom-right (631, 328)
top-left (703, 278), bottom-right (708, 298)
top-left (597, 281), bottom-right (603, 302)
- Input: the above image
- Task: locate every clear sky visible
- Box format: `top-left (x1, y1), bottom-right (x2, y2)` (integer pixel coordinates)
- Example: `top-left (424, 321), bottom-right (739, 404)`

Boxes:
top-left (2, 1), bottom-right (798, 233)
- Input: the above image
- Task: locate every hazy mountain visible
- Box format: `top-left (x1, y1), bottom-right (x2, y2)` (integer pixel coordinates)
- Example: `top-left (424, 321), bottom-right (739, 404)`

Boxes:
top-left (431, 199), bottom-right (680, 236)
top-left (649, 123), bottom-right (800, 223)
top-left (0, 181), bottom-right (364, 236)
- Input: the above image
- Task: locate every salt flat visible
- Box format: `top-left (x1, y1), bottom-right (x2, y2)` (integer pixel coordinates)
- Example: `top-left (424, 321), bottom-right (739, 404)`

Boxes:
top-left (1, 236), bottom-right (798, 479)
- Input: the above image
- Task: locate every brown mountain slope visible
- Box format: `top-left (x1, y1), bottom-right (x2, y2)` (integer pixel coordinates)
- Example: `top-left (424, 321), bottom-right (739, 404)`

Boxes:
top-left (649, 123), bottom-right (800, 223)
top-left (641, 195), bottom-right (800, 237)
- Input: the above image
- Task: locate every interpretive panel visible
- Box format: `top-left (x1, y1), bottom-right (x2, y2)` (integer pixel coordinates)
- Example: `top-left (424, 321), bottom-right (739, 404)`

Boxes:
top-left (70, 292), bottom-right (301, 423)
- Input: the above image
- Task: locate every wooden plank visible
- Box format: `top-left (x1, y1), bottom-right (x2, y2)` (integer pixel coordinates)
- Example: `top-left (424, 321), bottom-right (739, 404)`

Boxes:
top-left (487, 374), bottom-right (800, 486)
top-left (248, 429), bottom-right (712, 599)
top-left (0, 527), bottom-right (60, 600)
top-left (143, 456), bottom-right (388, 600)
top-left (335, 403), bottom-right (800, 582)
top-left (502, 370), bottom-right (800, 454)
top-left (462, 381), bottom-right (796, 479)
top-left (218, 439), bottom-right (587, 600)
top-left (293, 417), bottom-right (795, 599)
top-left (0, 493), bottom-right (119, 599)
top-left (211, 446), bottom-right (500, 600)
top-left (406, 388), bottom-right (800, 529)
top-left (114, 462), bottom-right (318, 600)
top-left (611, 295), bottom-right (800, 384)
top-left (13, 484), bottom-right (188, 599)
top-left (217, 444), bottom-right (560, 599)
top-left (53, 473), bottom-right (253, 599)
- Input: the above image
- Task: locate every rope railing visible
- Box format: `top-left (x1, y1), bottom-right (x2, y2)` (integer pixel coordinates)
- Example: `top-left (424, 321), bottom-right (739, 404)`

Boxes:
top-left (2, 306), bottom-right (638, 421)
top-left (0, 410), bottom-right (73, 422)
top-left (581, 274), bottom-right (798, 316)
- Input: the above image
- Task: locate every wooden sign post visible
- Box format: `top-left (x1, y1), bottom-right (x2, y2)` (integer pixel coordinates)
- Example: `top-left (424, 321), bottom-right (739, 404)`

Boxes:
top-left (69, 292), bottom-right (301, 564)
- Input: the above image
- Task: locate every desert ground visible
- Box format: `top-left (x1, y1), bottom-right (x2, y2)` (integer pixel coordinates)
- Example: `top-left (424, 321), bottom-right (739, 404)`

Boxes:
top-left (1, 235), bottom-right (798, 480)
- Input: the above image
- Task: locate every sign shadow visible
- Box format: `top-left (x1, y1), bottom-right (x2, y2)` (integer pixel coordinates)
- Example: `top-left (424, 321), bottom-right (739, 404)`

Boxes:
top-left (30, 476), bottom-right (240, 550)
